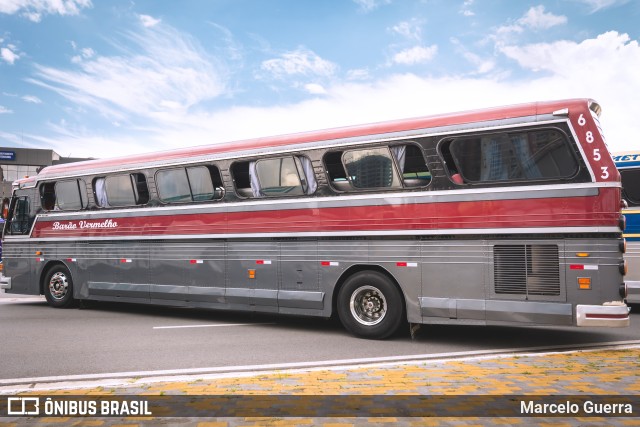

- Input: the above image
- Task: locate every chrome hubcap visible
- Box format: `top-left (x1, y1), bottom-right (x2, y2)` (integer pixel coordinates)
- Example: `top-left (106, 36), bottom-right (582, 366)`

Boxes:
top-left (48, 272), bottom-right (69, 300)
top-left (350, 285), bottom-right (387, 326)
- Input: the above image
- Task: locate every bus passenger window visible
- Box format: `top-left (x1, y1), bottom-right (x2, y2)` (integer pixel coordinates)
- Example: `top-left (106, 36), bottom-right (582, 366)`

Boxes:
top-left (232, 157), bottom-right (315, 198)
top-left (324, 151), bottom-right (351, 191)
top-left (40, 182), bottom-right (56, 210)
top-left (447, 129), bottom-right (578, 183)
top-left (343, 147), bottom-right (401, 189)
top-left (132, 173), bottom-right (149, 205)
top-left (391, 144), bottom-right (431, 187)
top-left (156, 166), bottom-right (224, 203)
top-left (230, 162), bottom-right (253, 198)
top-left (156, 169), bottom-right (191, 203)
top-left (187, 166), bottom-right (224, 201)
top-left (105, 173), bottom-right (149, 207)
top-left (255, 156), bottom-right (306, 196)
top-left (54, 180), bottom-right (87, 211)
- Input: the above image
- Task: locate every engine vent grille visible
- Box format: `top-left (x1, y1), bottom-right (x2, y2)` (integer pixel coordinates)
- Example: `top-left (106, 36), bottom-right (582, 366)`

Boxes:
top-left (494, 245), bottom-right (560, 296)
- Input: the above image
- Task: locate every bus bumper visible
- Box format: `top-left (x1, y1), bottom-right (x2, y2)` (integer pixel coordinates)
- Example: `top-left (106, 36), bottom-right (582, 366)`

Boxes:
top-left (625, 280), bottom-right (640, 304)
top-left (576, 302), bottom-right (630, 327)
top-left (0, 274), bottom-right (11, 290)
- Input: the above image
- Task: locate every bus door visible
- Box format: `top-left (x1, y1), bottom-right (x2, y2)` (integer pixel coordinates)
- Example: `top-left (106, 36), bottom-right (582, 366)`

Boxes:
top-left (2, 190), bottom-right (38, 294)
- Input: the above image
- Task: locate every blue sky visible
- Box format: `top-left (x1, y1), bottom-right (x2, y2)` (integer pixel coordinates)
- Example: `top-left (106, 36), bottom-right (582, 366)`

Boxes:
top-left (1, 0), bottom-right (639, 159)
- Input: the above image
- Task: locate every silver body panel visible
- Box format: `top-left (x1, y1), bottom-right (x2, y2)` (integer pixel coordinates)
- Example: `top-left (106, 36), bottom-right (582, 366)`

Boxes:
top-left (2, 236), bottom-right (625, 327)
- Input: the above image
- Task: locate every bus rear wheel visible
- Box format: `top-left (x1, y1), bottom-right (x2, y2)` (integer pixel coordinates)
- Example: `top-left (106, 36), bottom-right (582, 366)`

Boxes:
top-left (337, 271), bottom-right (404, 339)
top-left (43, 264), bottom-right (76, 308)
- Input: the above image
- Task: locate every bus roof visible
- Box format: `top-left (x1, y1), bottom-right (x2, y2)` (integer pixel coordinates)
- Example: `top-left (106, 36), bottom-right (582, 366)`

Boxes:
top-left (33, 98), bottom-right (596, 181)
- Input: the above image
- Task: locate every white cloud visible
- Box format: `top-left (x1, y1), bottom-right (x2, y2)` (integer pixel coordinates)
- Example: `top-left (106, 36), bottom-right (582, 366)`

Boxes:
top-left (462, 52), bottom-right (495, 74)
top-left (140, 14), bottom-right (161, 28)
top-left (15, 30), bottom-right (640, 163)
top-left (571, 0), bottom-right (629, 13)
top-left (494, 5), bottom-right (567, 42)
top-left (0, 105), bottom-right (13, 114)
top-left (390, 19), bottom-right (423, 41)
top-left (261, 48), bottom-right (337, 78)
top-left (451, 37), bottom-right (496, 75)
top-left (496, 31), bottom-right (640, 151)
top-left (1, 46), bottom-right (18, 64)
top-left (519, 5), bottom-right (567, 30)
top-left (22, 95), bottom-right (42, 103)
top-left (0, 0), bottom-right (92, 22)
top-left (304, 83), bottom-right (327, 95)
top-left (71, 47), bottom-right (95, 63)
top-left (392, 45), bottom-right (437, 65)
top-left (460, 0), bottom-right (475, 16)
top-left (346, 68), bottom-right (371, 81)
top-left (352, 0), bottom-right (391, 13)
top-left (500, 31), bottom-right (637, 77)
top-left (28, 22), bottom-right (226, 121)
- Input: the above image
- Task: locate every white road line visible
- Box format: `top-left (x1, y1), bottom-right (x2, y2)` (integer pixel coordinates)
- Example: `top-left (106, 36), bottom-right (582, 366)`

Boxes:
top-left (153, 323), bottom-right (275, 330)
top-left (0, 297), bottom-right (46, 303)
top-left (1, 341), bottom-right (639, 394)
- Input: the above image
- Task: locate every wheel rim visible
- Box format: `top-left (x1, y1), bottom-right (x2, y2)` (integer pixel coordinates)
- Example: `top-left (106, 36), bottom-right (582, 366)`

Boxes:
top-left (349, 285), bottom-right (387, 326)
top-left (48, 272), bottom-right (69, 300)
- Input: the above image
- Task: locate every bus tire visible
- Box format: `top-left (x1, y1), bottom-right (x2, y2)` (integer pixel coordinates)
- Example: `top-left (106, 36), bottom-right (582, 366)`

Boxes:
top-left (43, 264), bottom-right (76, 308)
top-left (337, 271), bottom-right (404, 339)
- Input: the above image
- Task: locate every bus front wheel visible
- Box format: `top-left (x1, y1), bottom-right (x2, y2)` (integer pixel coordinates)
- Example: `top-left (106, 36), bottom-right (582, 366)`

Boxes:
top-left (43, 264), bottom-right (76, 308)
top-left (337, 271), bottom-right (404, 339)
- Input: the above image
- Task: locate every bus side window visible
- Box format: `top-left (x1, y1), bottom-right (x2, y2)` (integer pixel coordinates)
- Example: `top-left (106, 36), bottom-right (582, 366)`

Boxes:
top-left (187, 165), bottom-right (225, 201)
top-left (444, 129), bottom-right (578, 184)
top-left (40, 182), bottom-right (56, 210)
top-left (342, 147), bottom-right (402, 189)
top-left (439, 140), bottom-right (463, 184)
top-left (132, 173), bottom-right (149, 205)
top-left (55, 179), bottom-right (87, 211)
top-left (232, 157), bottom-right (315, 198)
top-left (156, 165), bottom-right (225, 203)
top-left (104, 173), bottom-right (149, 207)
top-left (620, 169), bottom-right (640, 206)
top-left (230, 161), bottom-right (254, 198)
top-left (391, 144), bottom-right (431, 187)
top-left (324, 151), bottom-right (351, 192)
top-left (9, 196), bottom-right (31, 235)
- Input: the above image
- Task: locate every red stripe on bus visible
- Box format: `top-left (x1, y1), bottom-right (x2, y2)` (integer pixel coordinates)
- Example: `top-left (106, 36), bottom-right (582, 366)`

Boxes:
top-left (585, 313), bottom-right (628, 319)
top-left (31, 192), bottom-right (621, 238)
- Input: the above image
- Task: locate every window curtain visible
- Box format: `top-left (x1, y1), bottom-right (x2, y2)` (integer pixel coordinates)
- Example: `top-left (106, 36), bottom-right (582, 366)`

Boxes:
top-left (249, 161), bottom-right (261, 197)
top-left (391, 146), bottom-right (406, 173)
top-left (298, 156), bottom-right (317, 195)
top-left (94, 178), bottom-right (109, 207)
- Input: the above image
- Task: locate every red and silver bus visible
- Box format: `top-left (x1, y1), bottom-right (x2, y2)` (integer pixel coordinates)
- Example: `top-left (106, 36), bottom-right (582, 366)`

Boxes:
top-left (0, 99), bottom-right (630, 339)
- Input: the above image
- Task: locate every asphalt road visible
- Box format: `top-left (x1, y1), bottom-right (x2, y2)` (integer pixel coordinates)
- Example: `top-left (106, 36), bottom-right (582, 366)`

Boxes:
top-left (1, 291), bottom-right (639, 382)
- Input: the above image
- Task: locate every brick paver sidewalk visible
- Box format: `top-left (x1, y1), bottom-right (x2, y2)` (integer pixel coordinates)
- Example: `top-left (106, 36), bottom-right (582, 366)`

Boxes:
top-left (1, 346), bottom-right (639, 426)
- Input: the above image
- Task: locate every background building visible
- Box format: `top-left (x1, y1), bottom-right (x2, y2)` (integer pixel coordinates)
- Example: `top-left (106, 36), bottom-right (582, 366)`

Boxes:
top-left (0, 147), bottom-right (92, 198)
